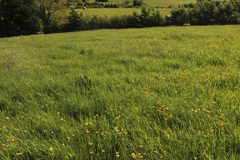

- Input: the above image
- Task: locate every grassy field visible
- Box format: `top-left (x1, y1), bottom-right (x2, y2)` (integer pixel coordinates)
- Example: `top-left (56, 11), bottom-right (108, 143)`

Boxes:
top-left (72, 0), bottom-right (195, 18)
top-left (86, 0), bottom-right (196, 7)
top-left (139, 0), bottom-right (196, 7)
top-left (1, 25), bottom-right (240, 159)
top-left (75, 8), bottom-right (171, 17)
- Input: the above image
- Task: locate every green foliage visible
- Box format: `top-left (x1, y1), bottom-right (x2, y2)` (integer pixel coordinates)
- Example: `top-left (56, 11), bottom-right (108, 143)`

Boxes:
top-left (1, 0), bottom-right (240, 37)
top-left (66, 1), bottom-right (72, 7)
top-left (39, 0), bottom-right (240, 33)
top-left (170, 7), bottom-right (190, 25)
top-left (86, 15), bottom-right (110, 29)
top-left (133, 0), bottom-right (144, 6)
top-left (215, 1), bottom-right (240, 24)
top-left (170, 0), bottom-right (240, 25)
top-left (109, 15), bottom-right (131, 28)
top-left (68, 8), bottom-right (85, 30)
top-left (138, 7), bottom-right (165, 27)
top-left (0, 0), bottom-right (40, 37)
top-left (124, 0), bottom-right (131, 5)
top-left (80, 7), bottom-right (165, 29)
top-left (38, 0), bottom-right (68, 33)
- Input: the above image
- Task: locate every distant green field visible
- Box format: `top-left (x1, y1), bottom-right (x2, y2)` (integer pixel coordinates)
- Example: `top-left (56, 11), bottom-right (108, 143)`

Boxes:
top-left (1, 25), bottom-right (240, 159)
top-left (73, 0), bottom-right (195, 18)
top-left (86, 0), bottom-right (196, 7)
top-left (76, 8), bottom-right (171, 17)
top-left (141, 0), bottom-right (196, 6)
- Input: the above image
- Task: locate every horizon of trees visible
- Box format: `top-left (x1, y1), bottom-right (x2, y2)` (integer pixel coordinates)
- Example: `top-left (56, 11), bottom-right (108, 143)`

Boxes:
top-left (0, 0), bottom-right (240, 38)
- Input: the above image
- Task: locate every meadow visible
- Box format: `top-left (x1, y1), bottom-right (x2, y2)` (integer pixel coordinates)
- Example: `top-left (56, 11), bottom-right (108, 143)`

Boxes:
top-left (73, 0), bottom-right (192, 17)
top-left (75, 8), bottom-right (171, 17)
top-left (86, 0), bottom-right (196, 7)
top-left (0, 25), bottom-right (240, 159)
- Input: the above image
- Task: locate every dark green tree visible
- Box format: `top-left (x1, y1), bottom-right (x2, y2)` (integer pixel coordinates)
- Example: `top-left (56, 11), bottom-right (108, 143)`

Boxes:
top-left (68, 8), bottom-right (85, 30)
top-left (0, 0), bottom-right (40, 38)
top-left (38, 0), bottom-right (68, 33)
top-left (133, 0), bottom-right (143, 6)
top-left (170, 7), bottom-right (190, 25)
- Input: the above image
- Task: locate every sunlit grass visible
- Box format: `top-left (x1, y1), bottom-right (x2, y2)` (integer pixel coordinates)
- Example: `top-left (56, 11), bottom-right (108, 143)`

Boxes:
top-left (0, 25), bottom-right (240, 159)
top-left (74, 8), bottom-right (170, 17)
top-left (86, 0), bottom-right (196, 7)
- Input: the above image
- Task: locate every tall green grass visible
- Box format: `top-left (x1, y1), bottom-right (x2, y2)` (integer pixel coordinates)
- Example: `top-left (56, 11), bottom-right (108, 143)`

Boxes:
top-left (0, 25), bottom-right (240, 159)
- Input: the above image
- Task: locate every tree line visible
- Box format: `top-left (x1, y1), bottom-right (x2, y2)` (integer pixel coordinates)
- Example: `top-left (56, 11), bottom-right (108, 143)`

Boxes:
top-left (0, 0), bottom-right (239, 38)
top-left (74, 0), bottom-right (144, 8)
